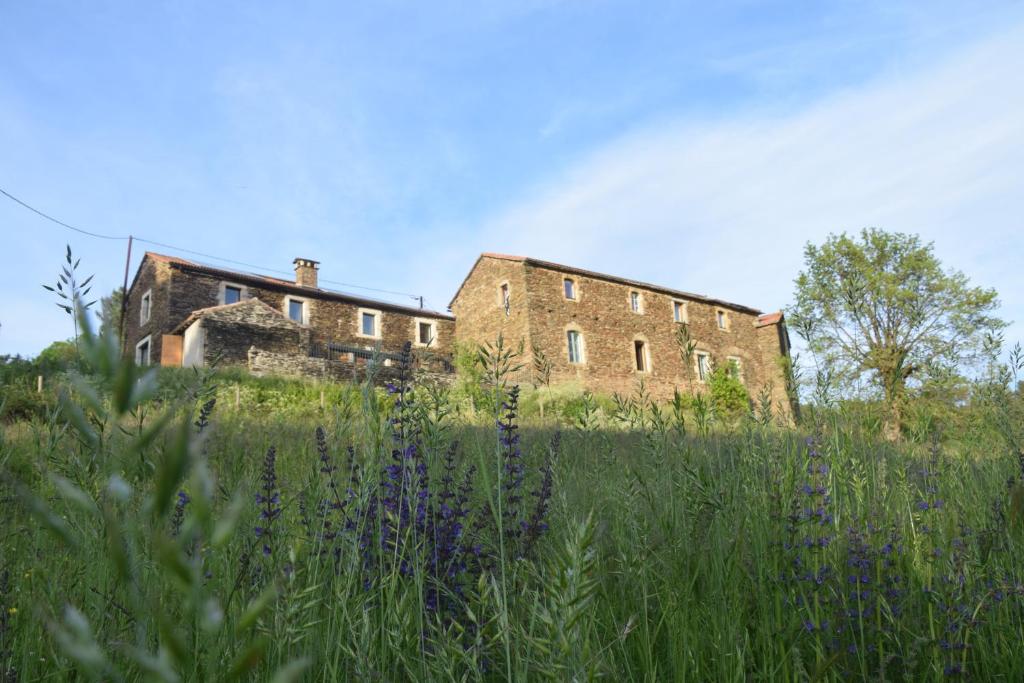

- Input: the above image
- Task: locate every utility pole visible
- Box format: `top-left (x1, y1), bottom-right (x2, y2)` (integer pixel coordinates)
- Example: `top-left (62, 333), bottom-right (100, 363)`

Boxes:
top-left (119, 235), bottom-right (133, 356)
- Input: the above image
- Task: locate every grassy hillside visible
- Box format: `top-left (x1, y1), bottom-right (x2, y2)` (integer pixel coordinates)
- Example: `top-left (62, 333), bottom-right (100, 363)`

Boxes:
top-left (1, 334), bottom-right (1023, 680)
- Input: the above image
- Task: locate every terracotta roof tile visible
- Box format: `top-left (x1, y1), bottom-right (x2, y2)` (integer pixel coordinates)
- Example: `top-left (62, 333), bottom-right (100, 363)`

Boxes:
top-left (756, 311), bottom-right (784, 327)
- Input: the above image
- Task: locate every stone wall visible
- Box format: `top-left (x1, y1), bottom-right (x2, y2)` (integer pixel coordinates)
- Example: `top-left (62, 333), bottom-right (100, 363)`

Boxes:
top-left (452, 254), bottom-right (794, 418)
top-left (450, 255), bottom-right (533, 354)
top-left (248, 348), bottom-right (455, 387)
top-left (168, 267), bottom-right (454, 359)
top-left (124, 257), bottom-right (173, 362)
top-left (195, 300), bottom-right (311, 367)
top-left (124, 253), bottom-right (454, 366)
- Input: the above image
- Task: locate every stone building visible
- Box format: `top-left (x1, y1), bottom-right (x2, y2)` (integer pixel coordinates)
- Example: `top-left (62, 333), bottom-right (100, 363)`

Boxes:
top-left (449, 253), bottom-right (795, 416)
top-left (124, 250), bottom-right (794, 415)
top-left (123, 252), bottom-right (455, 378)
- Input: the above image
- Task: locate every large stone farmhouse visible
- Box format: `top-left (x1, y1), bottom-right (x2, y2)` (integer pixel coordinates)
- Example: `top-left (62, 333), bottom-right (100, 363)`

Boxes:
top-left (125, 251), bottom-right (794, 413)
top-left (450, 254), bottom-right (794, 410)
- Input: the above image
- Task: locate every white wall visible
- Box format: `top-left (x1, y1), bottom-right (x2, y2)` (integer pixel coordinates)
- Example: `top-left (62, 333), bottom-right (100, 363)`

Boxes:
top-left (182, 320), bottom-right (206, 368)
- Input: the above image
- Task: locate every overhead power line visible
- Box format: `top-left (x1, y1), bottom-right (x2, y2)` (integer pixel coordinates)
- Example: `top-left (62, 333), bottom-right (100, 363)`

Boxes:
top-left (1, 186), bottom-right (425, 303)
top-left (0, 187), bottom-right (128, 240)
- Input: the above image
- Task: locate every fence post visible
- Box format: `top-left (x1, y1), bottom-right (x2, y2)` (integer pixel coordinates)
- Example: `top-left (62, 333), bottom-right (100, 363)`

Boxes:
top-left (37, 375), bottom-right (43, 393)
top-left (235, 385), bottom-right (241, 410)
top-left (320, 389), bottom-right (325, 410)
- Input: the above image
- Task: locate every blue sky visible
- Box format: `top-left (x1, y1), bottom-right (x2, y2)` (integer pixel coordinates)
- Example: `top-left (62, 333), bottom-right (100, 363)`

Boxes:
top-left (2, 1), bottom-right (1023, 358)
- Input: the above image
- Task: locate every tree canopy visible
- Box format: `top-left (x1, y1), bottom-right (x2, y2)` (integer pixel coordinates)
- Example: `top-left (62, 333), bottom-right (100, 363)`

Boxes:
top-left (790, 228), bottom-right (1004, 438)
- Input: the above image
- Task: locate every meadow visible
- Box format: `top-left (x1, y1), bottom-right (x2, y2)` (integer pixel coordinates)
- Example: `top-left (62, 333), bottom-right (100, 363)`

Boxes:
top-left (1, 328), bottom-right (1023, 681)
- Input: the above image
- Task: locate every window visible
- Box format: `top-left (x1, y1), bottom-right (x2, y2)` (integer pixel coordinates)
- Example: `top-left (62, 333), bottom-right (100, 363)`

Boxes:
top-left (362, 312), bottom-right (375, 336)
top-left (289, 299), bottom-right (305, 323)
top-left (634, 340), bottom-right (648, 372)
top-left (673, 300), bottom-right (687, 323)
top-left (630, 291), bottom-right (642, 313)
top-left (140, 289), bottom-right (152, 324)
top-left (499, 283), bottom-right (510, 316)
top-left (567, 330), bottom-right (583, 364)
top-left (224, 285), bottom-right (242, 305)
top-left (717, 310), bottom-right (728, 330)
top-left (727, 356), bottom-right (744, 383)
top-left (135, 336), bottom-right (152, 366)
top-left (563, 278), bottom-right (576, 300)
top-left (357, 308), bottom-right (381, 338)
top-left (696, 352), bottom-right (712, 382)
top-left (414, 318), bottom-right (436, 347)
top-left (418, 322), bottom-right (433, 345)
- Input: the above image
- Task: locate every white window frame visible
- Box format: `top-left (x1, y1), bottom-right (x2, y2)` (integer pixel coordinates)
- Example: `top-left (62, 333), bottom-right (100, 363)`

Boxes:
top-left (413, 317), bottom-right (437, 348)
top-left (727, 356), bottom-right (744, 383)
top-left (672, 299), bottom-right (688, 323)
top-left (283, 295), bottom-right (310, 325)
top-left (563, 277), bottom-right (577, 301)
top-left (219, 281), bottom-right (247, 305)
top-left (566, 328), bottom-right (585, 365)
top-left (357, 307), bottom-right (382, 339)
top-left (633, 338), bottom-right (651, 373)
top-left (135, 335), bottom-right (152, 366)
top-left (629, 290), bottom-right (643, 314)
top-left (139, 289), bottom-right (152, 325)
top-left (695, 351), bottom-right (712, 383)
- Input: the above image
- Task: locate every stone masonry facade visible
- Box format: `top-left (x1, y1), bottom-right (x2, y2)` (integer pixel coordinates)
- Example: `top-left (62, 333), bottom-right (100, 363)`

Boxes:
top-left (124, 253), bottom-right (455, 378)
top-left (124, 250), bottom-right (794, 416)
top-left (449, 254), bottom-right (796, 418)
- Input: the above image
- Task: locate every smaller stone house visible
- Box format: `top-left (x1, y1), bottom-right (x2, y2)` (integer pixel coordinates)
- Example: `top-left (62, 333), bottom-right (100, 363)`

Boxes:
top-left (124, 252), bottom-right (455, 378)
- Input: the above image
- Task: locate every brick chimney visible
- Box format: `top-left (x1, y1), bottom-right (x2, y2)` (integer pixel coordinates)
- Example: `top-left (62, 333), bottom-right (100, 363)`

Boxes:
top-left (293, 258), bottom-right (320, 288)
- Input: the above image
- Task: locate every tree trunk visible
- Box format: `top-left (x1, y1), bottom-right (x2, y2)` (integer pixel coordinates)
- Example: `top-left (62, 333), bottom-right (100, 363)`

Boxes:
top-left (882, 374), bottom-right (905, 442)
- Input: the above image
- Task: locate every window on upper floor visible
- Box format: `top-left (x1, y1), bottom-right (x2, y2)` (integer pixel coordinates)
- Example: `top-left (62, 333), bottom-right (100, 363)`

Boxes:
top-left (567, 330), bottom-right (584, 364)
top-left (563, 278), bottom-right (576, 300)
top-left (630, 290), bottom-right (643, 313)
top-left (717, 309), bottom-right (729, 330)
top-left (224, 285), bottom-right (242, 305)
top-left (416, 319), bottom-right (436, 347)
top-left (673, 300), bottom-right (688, 323)
top-left (499, 283), bottom-right (510, 316)
top-left (140, 290), bottom-right (152, 325)
top-left (358, 308), bottom-right (382, 338)
top-left (285, 297), bottom-right (308, 325)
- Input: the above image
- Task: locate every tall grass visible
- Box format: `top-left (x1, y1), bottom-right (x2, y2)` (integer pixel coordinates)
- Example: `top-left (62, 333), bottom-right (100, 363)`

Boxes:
top-left (2, 319), bottom-right (1023, 680)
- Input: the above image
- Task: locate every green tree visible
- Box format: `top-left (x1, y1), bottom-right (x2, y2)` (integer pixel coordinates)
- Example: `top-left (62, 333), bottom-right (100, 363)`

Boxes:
top-left (97, 286), bottom-right (125, 342)
top-left (791, 228), bottom-right (1004, 439)
top-left (708, 362), bottom-right (750, 424)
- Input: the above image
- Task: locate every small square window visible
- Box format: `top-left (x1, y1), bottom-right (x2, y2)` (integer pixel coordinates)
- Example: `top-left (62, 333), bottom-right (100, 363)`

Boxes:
top-left (418, 321), bottom-right (433, 345)
top-left (567, 330), bottom-right (583, 364)
top-left (362, 312), bottom-right (377, 336)
top-left (288, 299), bottom-right (305, 323)
top-left (630, 291), bottom-right (642, 313)
top-left (563, 278), bottom-right (576, 300)
top-left (224, 285), bottom-right (242, 305)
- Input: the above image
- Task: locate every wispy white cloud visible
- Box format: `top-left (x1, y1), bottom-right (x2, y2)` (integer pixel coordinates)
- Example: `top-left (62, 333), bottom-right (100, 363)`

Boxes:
top-left (434, 23), bottom-right (1024, 344)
